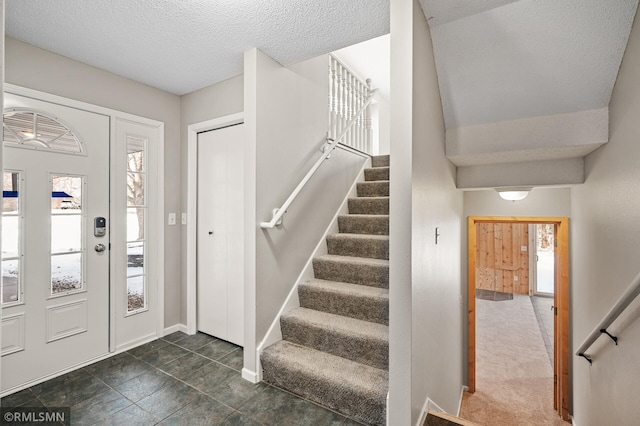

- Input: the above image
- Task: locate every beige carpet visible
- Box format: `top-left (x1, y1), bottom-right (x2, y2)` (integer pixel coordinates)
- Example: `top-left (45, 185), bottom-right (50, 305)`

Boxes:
top-left (459, 295), bottom-right (568, 426)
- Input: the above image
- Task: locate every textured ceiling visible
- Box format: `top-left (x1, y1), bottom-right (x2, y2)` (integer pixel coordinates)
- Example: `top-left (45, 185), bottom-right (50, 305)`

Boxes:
top-left (419, 0), bottom-right (521, 27)
top-left (6, 0), bottom-right (390, 96)
top-left (422, 0), bottom-right (639, 128)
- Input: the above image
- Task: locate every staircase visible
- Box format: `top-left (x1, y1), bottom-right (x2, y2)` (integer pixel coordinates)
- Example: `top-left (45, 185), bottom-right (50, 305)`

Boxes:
top-left (261, 155), bottom-right (390, 425)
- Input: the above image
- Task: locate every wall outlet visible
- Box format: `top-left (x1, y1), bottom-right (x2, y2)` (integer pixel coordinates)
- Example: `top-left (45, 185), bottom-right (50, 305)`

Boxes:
top-left (168, 213), bottom-right (176, 226)
top-left (521, 245), bottom-right (528, 251)
top-left (514, 276), bottom-right (519, 281)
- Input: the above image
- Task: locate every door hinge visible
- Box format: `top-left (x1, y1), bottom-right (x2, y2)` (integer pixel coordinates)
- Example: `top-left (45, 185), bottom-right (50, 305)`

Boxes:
top-left (554, 374), bottom-right (557, 384)
top-left (554, 306), bottom-right (558, 316)
top-left (554, 239), bottom-right (558, 248)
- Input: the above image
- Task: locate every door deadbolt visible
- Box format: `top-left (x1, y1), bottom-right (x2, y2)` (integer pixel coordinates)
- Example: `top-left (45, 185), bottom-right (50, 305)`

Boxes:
top-left (95, 244), bottom-right (107, 253)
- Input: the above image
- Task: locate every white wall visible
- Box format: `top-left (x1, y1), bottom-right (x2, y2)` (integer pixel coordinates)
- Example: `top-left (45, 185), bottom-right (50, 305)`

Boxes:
top-left (376, 95), bottom-right (391, 155)
top-left (4, 37), bottom-right (183, 327)
top-left (180, 76), bottom-right (244, 325)
top-left (570, 6), bottom-right (640, 425)
top-left (244, 49), bottom-right (367, 375)
top-left (390, 0), bottom-right (464, 423)
top-left (464, 188), bottom-right (572, 218)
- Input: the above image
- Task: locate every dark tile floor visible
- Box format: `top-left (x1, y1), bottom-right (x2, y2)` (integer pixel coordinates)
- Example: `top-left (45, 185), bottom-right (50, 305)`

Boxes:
top-left (1, 332), bottom-right (364, 425)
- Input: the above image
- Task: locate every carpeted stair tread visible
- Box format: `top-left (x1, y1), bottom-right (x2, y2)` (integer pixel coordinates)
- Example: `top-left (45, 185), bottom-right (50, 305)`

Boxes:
top-left (357, 181), bottom-right (390, 197)
top-left (281, 307), bottom-right (388, 370)
top-left (338, 214), bottom-right (389, 235)
top-left (261, 340), bottom-right (388, 425)
top-left (313, 255), bottom-right (389, 288)
top-left (371, 155), bottom-right (390, 168)
top-left (299, 279), bottom-right (389, 325)
top-left (327, 233), bottom-right (389, 260)
top-left (364, 167), bottom-right (389, 181)
top-left (348, 197), bottom-right (389, 215)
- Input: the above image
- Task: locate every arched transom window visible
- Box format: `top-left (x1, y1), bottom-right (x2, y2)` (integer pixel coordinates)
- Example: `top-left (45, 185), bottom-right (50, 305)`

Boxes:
top-left (3, 109), bottom-right (85, 155)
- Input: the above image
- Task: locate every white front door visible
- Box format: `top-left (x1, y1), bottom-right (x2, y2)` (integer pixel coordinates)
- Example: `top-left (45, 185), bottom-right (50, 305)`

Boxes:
top-left (1, 93), bottom-right (110, 392)
top-left (196, 124), bottom-right (244, 346)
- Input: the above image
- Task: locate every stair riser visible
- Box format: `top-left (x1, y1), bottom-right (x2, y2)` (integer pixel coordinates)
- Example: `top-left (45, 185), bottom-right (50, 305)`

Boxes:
top-left (298, 285), bottom-right (388, 325)
top-left (338, 215), bottom-right (389, 235)
top-left (364, 167), bottom-right (389, 181)
top-left (313, 259), bottom-right (389, 288)
top-left (372, 155), bottom-right (390, 167)
top-left (327, 236), bottom-right (389, 260)
top-left (348, 198), bottom-right (389, 215)
top-left (280, 317), bottom-right (388, 371)
top-left (261, 357), bottom-right (386, 426)
top-left (357, 181), bottom-right (389, 197)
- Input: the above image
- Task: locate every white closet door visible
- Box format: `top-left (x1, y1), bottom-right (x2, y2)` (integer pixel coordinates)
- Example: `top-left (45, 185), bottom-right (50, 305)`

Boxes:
top-left (197, 124), bottom-right (244, 346)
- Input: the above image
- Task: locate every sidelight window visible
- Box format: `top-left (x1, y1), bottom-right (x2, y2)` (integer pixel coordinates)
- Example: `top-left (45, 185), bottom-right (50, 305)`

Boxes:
top-left (126, 135), bottom-right (147, 314)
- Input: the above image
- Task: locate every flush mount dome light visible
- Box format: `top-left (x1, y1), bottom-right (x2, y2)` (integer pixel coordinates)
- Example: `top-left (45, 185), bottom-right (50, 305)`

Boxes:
top-left (495, 187), bottom-right (532, 201)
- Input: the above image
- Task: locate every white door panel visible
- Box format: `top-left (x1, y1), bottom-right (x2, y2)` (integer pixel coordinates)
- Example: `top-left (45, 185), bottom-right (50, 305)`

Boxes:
top-left (197, 124), bottom-right (244, 346)
top-left (1, 93), bottom-right (109, 392)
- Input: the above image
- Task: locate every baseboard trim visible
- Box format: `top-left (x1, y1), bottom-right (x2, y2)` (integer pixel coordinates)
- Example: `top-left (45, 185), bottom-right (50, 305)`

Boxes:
top-left (457, 385), bottom-right (469, 416)
top-left (254, 155), bottom-right (370, 380)
top-left (115, 332), bottom-right (159, 353)
top-left (428, 398), bottom-right (446, 413)
top-left (164, 323), bottom-right (188, 336)
top-left (242, 368), bottom-right (259, 384)
top-left (572, 417), bottom-right (577, 426)
top-left (417, 397), bottom-right (448, 426)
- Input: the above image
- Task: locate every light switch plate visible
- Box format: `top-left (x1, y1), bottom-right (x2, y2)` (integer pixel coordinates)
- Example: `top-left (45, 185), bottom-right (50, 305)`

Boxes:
top-left (181, 213), bottom-right (187, 225)
top-left (168, 213), bottom-right (176, 226)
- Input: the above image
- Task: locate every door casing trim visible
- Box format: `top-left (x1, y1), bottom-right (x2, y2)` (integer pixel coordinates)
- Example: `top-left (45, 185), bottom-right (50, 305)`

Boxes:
top-left (3, 83), bottom-right (165, 354)
top-left (186, 112), bottom-right (244, 336)
top-left (467, 216), bottom-right (570, 421)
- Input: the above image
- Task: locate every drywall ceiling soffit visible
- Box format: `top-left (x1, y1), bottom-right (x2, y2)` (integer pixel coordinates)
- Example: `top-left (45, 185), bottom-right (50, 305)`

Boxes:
top-left (446, 108), bottom-right (609, 166)
top-left (457, 158), bottom-right (585, 190)
top-left (5, 0), bottom-right (390, 96)
top-left (448, 144), bottom-right (605, 168)
top-left (424, 0), bottom-right (639, 128)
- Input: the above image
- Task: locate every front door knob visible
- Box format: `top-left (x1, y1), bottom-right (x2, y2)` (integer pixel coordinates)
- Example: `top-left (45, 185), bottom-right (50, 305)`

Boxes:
top-left (95, 244), bottom-right (107, 253)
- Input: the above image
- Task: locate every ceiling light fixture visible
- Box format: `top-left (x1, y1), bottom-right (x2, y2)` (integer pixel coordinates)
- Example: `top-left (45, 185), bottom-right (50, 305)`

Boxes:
top-left (495, 187), bottom-right (532, 201)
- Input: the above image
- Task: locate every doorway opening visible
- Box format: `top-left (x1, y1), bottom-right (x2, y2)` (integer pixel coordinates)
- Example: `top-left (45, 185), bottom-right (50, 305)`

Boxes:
top-left (467, 216), bottom-right (570, 422)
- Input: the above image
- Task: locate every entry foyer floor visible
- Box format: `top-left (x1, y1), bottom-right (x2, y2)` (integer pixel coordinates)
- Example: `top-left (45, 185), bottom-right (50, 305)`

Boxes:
top-left (1, 332), bottom-right (364, 425)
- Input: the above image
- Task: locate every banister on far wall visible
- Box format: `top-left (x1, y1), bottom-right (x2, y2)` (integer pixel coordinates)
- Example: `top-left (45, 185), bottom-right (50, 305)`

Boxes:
top-left (576, 270), bottom-right (640, 364)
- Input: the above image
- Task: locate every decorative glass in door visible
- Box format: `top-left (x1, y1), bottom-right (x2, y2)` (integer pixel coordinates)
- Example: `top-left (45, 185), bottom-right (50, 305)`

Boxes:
top-left (50, 175), bottom-right (85, 295)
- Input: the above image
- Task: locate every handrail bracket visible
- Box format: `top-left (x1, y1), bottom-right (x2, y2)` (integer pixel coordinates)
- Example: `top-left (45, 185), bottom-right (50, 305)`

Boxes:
top-left (578, 353), bottom-right (593, 365)
top-left (599, 328), bottom-right (618, 345)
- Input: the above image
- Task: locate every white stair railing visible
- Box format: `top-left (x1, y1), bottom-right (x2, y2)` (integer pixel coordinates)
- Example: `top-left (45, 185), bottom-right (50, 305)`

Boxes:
top-left (329, 55), bottom-right (373, 155)
top-left (260, 90), bottom-right (376, 229)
